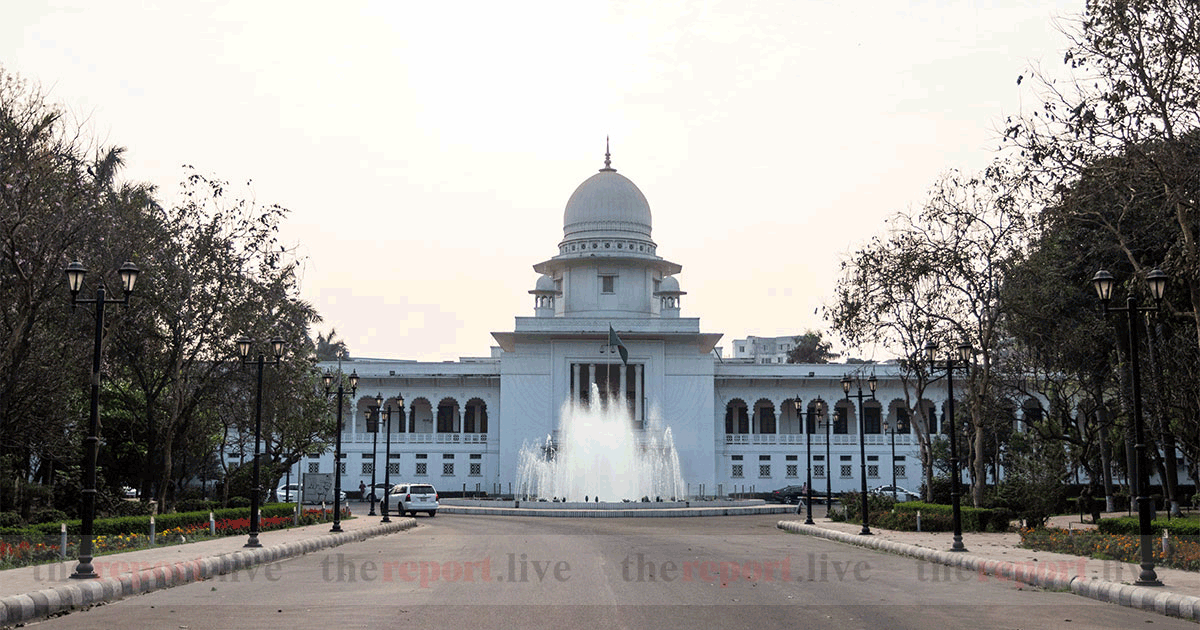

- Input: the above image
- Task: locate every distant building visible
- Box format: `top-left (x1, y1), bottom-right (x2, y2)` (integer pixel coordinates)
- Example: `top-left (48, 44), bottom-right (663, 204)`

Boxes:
top-left (729, 335), bottom-right (798, 364)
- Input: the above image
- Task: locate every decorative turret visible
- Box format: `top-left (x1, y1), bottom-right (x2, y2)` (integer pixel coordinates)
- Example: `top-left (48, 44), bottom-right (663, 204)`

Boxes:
top-left (530, 274), bottom-right (559, 318)
top-left (654, 275), bottom-right (686, 318)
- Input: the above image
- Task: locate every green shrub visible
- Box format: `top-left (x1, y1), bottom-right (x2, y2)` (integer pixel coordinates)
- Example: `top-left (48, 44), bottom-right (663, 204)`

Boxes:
top-left (14, 504), bottom-right (300, 537)
top-left (228, 496), bottom-right (251, 508)
top-left (0, 512), bottom-right (22, 527)
top-left (839, 491), bottom-right (898, 524)
top-left (103, 500), bottom-right (155, 518)
top-left (1096, 515), bottom-right (1199, 537)
top-left (892, 501), bottom-right (1008, 532)
top-left (28, 508), bottom-right (68, 525)
top-left (177, 499), bottom-right (219, 513)
top-left (873, 509), bottom-right (956, 531)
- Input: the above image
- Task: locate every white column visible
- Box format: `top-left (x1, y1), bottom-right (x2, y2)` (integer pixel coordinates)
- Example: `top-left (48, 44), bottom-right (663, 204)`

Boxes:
top-left (634, 364), bottom-right (644, 427)
top-left (618, 363), bottom-right (627, 416)
top-left (573, 363), bottom-right (582, 404)
top-left (590, 363), bottom-right (598, 399)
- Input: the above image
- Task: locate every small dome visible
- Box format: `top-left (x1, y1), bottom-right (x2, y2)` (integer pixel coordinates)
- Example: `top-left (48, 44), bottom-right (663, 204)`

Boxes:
top-left (562, 170), bottom-right (652, 242)
top-left (534, 274), bottom-right (556, 292)
top-left (658, 276), bottom-right (681, 293)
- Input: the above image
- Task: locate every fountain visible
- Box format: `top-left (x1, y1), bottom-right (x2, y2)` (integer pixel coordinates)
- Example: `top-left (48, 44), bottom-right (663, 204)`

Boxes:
top-left (515, 384), bottom-right (686, 502)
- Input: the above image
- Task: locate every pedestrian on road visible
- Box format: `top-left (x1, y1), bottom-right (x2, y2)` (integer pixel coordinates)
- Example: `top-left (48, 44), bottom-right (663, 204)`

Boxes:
top-left (360, 481), bottom-right (367, 500)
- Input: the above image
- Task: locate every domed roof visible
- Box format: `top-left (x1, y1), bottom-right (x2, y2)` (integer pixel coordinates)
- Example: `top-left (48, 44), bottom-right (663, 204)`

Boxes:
top-left (533, 274), bottom-right (556, 293)
top-left (562, 156), bottom-right (652, 242)
top-left (658, 275), bottom-right (681, 293)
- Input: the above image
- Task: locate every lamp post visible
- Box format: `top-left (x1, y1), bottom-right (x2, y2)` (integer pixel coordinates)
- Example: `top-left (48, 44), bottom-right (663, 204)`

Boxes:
top-left (64, 261), bottom-right (139, 579)
top-left (824, 398), bottom-right (833, 510)
top-left (842, 373), bottom-right (877, 536)
top-left (882, 418), bottom-right (905, 502)
top-left (925, 340), bottom-right (971, 552)
top-left (1092, 267), bottom-right (1168, 587)
top-left (236, 336), bottom-right (285, 548)
top-left (366, 404), bottom-right (380, 516)
top-left (801, 397), bottom-right (826, 525)
top-left (380, 392), bottom-right (402, 523)
top-left (323, 369), bottom-right (358, 533)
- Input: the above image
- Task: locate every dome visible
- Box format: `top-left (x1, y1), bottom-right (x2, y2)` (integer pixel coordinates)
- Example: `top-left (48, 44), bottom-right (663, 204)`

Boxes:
top-left (658, 276), bottom-right (681, 293)
top-left (533, 274), bottom-right (556, 293)
top-left (562, 170), bottom-right (652, 242)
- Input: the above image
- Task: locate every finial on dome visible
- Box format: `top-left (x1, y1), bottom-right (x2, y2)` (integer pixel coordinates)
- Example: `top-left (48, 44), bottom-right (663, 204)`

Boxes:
top-left (601, 136), bottom-right (615, 172)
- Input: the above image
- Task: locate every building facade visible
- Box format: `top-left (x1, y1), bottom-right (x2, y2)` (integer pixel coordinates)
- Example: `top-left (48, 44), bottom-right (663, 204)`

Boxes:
top-left (292, 152), bottom-right (1054, 498)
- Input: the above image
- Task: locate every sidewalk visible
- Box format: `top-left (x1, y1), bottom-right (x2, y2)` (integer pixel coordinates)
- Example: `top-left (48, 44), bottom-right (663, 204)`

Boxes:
top-left (778, 512), bottom-right (1200, 622)
top-left (0, 506), bottom-right (414, 627)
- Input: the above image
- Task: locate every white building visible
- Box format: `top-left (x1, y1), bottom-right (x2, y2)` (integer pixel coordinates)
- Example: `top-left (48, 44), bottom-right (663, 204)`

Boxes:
top-left (296, 151), bottom-right (1046, 497)
top-left (729, 335), bottom-right (797, 364)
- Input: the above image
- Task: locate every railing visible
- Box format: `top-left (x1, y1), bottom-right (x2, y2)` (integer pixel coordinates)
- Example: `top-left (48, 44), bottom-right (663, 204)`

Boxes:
top-left (342, 432), bottom-right (487, 445)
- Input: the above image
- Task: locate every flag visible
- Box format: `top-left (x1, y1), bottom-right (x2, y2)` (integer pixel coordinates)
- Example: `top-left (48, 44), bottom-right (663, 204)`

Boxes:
top-left (608, 325), bottom-right (628, 366)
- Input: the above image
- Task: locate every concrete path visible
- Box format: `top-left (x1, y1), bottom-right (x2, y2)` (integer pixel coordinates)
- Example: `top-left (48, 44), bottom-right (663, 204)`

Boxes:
top-left (0, 505), bottom-right (413, 627)
top-left (778, 511), bottom-right (1200, 622)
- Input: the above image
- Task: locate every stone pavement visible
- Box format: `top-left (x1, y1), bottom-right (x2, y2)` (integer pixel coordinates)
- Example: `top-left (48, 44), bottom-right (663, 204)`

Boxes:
top-left (778, 511), bottom-right (1200, 622)
top-left (0, 505), bottom-right (414, 627)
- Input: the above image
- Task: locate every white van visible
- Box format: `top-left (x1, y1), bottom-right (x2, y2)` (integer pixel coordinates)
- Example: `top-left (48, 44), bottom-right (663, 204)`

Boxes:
top-left (387, 483), bottom-right (439, 517)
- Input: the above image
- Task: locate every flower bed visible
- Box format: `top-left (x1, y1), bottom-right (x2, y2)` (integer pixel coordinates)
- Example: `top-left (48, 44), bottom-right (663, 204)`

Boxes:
top-left (1019, 527), bottom-right (1200, 572)
top-left (0, 506), bottom-right (348, 570)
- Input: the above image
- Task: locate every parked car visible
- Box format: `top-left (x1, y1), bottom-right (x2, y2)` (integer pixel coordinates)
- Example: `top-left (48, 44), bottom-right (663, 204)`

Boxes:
top-left (386, 483), bottom-right (439, 517)
top-left (276, 484), bottom-right (345, 504)
top-left (122, 486), bottom-right (138, 499)
top-left (869, 485), bottom-right (920, 502)
top-left (276, 484), bottom-right (301, 502)
top-left (768, 485), bottom-right (806, 504)
top-left (364, 483), bottom-right (391, 502)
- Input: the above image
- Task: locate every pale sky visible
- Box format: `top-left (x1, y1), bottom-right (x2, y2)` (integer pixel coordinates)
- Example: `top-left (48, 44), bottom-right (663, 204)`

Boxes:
top-left (4, 0), bottom-right (1078, 362)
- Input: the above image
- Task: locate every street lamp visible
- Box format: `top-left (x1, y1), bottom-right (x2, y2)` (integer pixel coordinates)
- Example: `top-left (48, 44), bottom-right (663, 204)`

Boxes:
top-left (882, 417), bottom-right (905, 502)
top-left (323, 369), bottom-right (358, 532)
top-left (925, 340), bottom-right (971, 552)
top-left (380, 392), bottom-right (402, 523)
top-left (1092, 267), bottom-right (1167, 587)
top-left (801, 397), bottom-right (826, 525)
top-left (365, 404), bottom-right (380, 516)
top-left (842, 373), bottom-right (877, 536)
top-left (235, 336), bottom-right (286, 548)
top-left (824, 397), bottom-right (834, 512)
top-left (64, 260), bottom-right (139, 579)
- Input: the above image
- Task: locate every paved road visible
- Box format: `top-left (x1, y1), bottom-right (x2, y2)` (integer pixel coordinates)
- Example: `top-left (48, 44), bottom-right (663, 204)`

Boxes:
top-left (26, 513), bottom-right (1196, 629)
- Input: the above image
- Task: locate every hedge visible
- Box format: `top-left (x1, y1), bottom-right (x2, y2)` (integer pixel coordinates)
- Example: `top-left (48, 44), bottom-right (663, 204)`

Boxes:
top-left (0, 504), bottom-right (299, 538)
top-left (892, 501), bottom-right (1011, 533)
top-left (1096, 515), bottom-right (1200, 537)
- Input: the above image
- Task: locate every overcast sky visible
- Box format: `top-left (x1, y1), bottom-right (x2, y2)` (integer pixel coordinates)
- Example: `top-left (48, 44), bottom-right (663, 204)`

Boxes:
top-left (5, 0), bottom-right (1079, 362)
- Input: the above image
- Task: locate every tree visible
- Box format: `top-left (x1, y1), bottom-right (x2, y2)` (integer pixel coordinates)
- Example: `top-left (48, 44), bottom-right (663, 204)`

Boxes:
top-left (785, 331), bottom-right (837, 364)
top-left (109, 168), bottom-right (322, 510)
top-left (0, 68), bottom-right (157, 515)
top-left (829, 163), bottom-right (1037, 506)
top-left (1006, 0), bottom-right (1200, 355)
top-left (315, 328), bottom-right (350, 361)
top-left (1003, 131), bottom-right (1200, 511)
